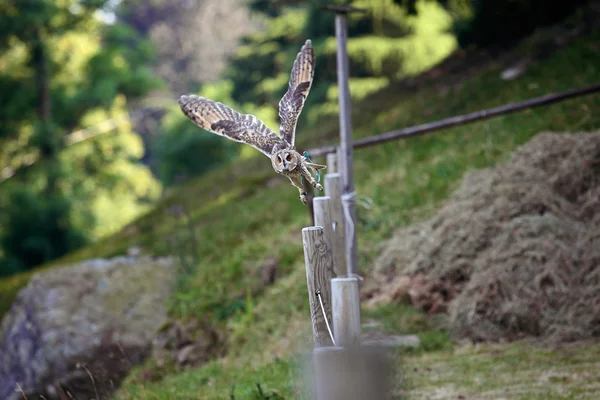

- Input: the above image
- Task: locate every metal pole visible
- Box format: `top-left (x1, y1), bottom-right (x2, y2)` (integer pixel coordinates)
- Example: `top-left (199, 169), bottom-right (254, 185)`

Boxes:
top-left (334, 12), bottom-right (358, 277)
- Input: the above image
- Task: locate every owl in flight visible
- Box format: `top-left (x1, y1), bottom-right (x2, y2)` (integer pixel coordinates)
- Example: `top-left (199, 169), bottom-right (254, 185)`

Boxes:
top-left (178, 39), bottom-right (326, 204)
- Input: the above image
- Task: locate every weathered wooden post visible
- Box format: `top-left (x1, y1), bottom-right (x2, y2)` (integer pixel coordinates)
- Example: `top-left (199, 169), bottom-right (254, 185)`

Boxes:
top-left (313, 344), bottom-right (392, 400)
top-left (313, 197), bottom-right (342, 277)
top-left (332, 277), bottom-right (361, 346)
top-left (326, 152), bottom-right (338, 173)
top-left (303, 177), bottom-right (316, 225)
top-left (302, 226), bottom-right (335, 348)
top-left (324, 154), bottom-right (346, 278)
top-left (322, 4), bottom-right (364, 278)
top-left (308, 6), bottom-right (395, 400)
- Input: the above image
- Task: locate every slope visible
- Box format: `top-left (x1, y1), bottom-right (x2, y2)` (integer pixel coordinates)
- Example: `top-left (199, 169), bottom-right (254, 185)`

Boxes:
top-left (1, 9), bottom-right (600, 400)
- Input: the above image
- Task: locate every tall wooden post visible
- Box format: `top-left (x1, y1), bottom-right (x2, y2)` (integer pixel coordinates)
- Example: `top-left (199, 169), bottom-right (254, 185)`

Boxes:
top-left (336, 12), bottom-right (357, 278)
top-left (302, 226), bottom-right (335, 348)
top-left (310, 7), bottom-right (372, 399)
top-left (326, 152), bottom-right (338, 173)
top-left (313, 197), bottom-right (341, 278)
top-left (321, 5), bottom-right (365, 277)
top-left (332, 277), bottom-right (361, 347)
top-left (303, 178), bottom-right (316, 225)
top-left (324, 173), bottom-right (346, 277)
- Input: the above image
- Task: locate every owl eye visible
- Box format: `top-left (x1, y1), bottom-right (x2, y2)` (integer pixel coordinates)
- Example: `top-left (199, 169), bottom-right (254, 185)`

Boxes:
top-left (285, 154), bottom-right (292, 162)
top-left (277, 155), bottom-right (282, 164)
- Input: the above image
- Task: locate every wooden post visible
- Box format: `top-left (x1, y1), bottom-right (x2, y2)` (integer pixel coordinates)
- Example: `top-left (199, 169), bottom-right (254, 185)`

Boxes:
top-left (313, 345), bottom-right (393, 400)
top-left (311, 7), bottom-right (368, 399)
top-left (321, 5), bottom-right (364, 277)
top-left (302, 227), bottom-right (335, 347)
top-left (312, 346), bottom-right (347, 400)
top-left (324, 173), bottom-right (346, 277)
top-left (326, 152), bottom-right (338, 173)
top-left (335, 12), bottom-right (357, 277)
top-left (303, 177), bottom-right (315, 225)
top-left (332, 277), bottom-right (361, 347)
top-left (313, 196), bottom-right (343, 278)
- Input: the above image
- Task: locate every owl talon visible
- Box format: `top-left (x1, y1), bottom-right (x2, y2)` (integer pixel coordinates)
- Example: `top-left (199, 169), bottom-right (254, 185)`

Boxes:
top-left (300, 192), bottom-right (308, 204)
top-left (313, 182), bottom-right (323, 191)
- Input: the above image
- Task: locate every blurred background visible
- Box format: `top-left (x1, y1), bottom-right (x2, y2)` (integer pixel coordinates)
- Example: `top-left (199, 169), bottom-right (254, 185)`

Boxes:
top-left (1, 0), bottom-right (599, 399)
top-left (1, 0), bottom-right (590, 276)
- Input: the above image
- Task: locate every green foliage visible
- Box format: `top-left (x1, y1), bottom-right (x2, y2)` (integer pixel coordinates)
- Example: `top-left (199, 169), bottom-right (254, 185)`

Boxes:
top-left (154, 96), bottom-right (240, 186)
top-left (146, 0), bottom-right (456, 187)
top-left (154, 123), bottom-right (238, 187)
top-left (0, 0), bottom-right (162, 274)
top-left (153, 81), bottom-right (279, 186)
top-left (445, 0), bottom-right (592, 48)
top-left (400, 341), bottom-right (600, 398)
top-left (363, 303), bottom-right (452, 353)
top-left (87, 23), bottom-right (162, 106)
top-left (223, 0), bottom-right (457, 128)
top-left (0, 184), bottom-right (87, 276)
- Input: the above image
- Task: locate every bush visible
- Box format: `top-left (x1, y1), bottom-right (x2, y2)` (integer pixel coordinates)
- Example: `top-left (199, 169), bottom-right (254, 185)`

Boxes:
top-left (0, 185), bottom-right (87, 275)
top-left (153, 113), bottom-right (239, 187)
top-left (449, 0), bottom-right (591, 48)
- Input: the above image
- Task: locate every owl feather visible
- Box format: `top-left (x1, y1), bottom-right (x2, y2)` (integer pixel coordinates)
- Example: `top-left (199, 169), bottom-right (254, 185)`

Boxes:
top-left (178, 95), bottom-right (286, 157)
top-left (278, 39), bottom-right (315, 147)
top-left (178, 39), bottom-right (323, 205)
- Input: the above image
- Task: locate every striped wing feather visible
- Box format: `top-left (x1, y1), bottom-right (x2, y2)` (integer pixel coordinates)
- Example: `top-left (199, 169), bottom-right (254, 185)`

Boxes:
top-left (178, 95), bottom-right (286, 157)
top-left (278, 39), bottom-right (315, 147)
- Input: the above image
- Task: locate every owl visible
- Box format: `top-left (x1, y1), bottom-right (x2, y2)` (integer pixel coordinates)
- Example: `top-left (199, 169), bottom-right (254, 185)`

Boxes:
top-left (178, 39), bottom-right (326, 204)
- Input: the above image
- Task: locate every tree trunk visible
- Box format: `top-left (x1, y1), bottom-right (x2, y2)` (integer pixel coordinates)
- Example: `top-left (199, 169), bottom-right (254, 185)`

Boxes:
top-left (33, 29), bottom-right (58, 197)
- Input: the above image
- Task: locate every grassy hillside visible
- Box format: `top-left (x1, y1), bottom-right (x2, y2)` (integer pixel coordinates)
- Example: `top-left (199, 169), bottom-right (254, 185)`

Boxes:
top-left (2, 11), bottom-right (600, 399)
top-left (122, 24), bottom-right (599, 399)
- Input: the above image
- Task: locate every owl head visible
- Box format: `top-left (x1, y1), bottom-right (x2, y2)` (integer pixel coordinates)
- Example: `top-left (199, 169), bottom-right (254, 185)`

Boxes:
top-left (271, 149), bottom-right (300, 173)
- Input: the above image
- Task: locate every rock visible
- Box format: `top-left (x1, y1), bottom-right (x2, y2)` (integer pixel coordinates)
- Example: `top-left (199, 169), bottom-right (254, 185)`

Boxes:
top-left (176, 344), bottom-right (197, 365)
top-left (175, 343), bottom-right (212, 366)
top-left (0, 256), bottom-right (176, 400)
top-left (151, 318), bottom-right (224, 370)
top-left (127, 246), bottom-right (142, 257)
top-left (500, 62), bottom-right (527, 80)
top-left (260, 257), bottom-right (278, 287)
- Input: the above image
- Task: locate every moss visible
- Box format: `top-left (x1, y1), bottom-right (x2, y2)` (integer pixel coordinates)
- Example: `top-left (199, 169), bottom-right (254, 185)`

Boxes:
top-left (0, 271), bottom-right (35, 316)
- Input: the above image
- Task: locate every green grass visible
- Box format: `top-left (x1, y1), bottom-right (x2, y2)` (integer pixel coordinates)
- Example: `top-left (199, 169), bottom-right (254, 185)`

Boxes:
top-left (117, 27), bottom-right (599, 399)
top-left (2, 16), bottom-right (600, 400)
top-left (402, 341), bottom-right (600, 399)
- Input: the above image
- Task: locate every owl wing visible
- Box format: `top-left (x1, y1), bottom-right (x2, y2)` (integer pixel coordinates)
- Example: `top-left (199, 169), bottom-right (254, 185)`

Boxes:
top-left (178, 95), bottom-right (286, 157)
top-left (278, 39), bottom-right (315, 148)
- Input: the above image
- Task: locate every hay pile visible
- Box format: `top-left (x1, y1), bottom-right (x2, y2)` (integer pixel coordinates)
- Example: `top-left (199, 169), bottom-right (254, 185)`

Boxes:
top-left (373, 131), bottom-right (600, 344)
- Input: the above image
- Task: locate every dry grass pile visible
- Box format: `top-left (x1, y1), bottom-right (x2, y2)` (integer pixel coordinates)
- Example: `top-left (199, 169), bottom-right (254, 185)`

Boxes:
top-left (373, 131), bottom-right (600, 344)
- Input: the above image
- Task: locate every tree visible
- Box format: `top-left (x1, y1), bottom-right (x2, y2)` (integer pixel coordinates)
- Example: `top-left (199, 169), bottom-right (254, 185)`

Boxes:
top-left (118, 0), bottom-right (258, 94)
top-left (0, 0), bottom-right (162, 275)
top-left (395, 0), bottom-right (591, 48)
top-left (224, 0), bottom-right (457, 126)
top-left (148, 0), bottom-right (458, 187)
top-left (114, 0), bottom-right (259, 175)
top-left (448, 0), bottom-right (590, 48)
